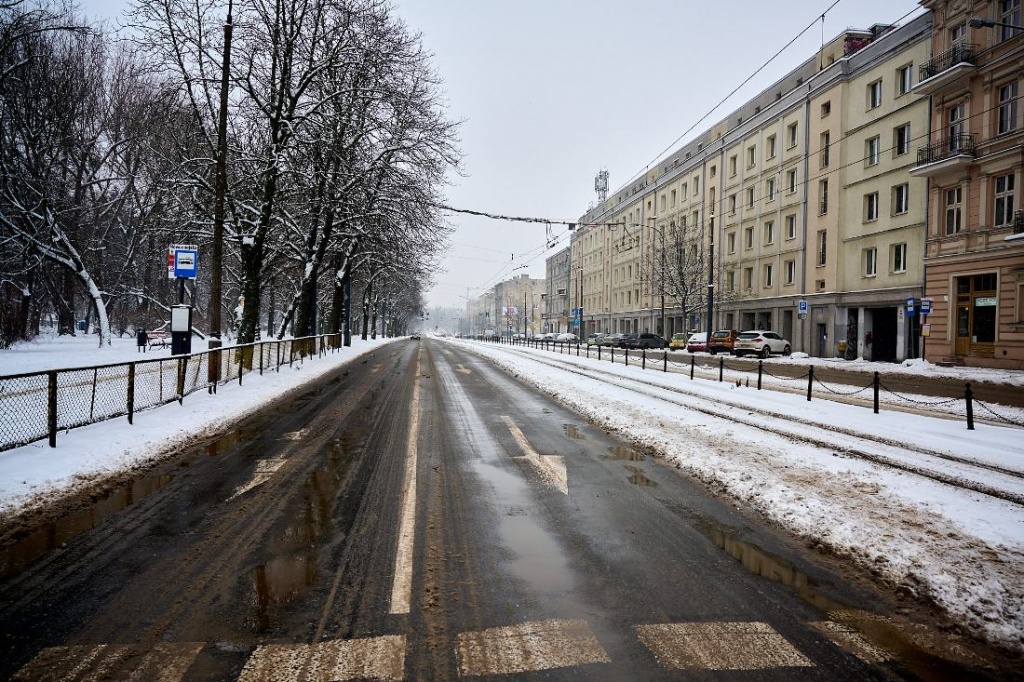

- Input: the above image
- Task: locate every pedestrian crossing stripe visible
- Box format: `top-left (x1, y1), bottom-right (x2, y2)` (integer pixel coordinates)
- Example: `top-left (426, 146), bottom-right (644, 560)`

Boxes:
top-left (635, 621), bottom-right (814, 670)
top-left (14, 617), bottom-right (904, 679)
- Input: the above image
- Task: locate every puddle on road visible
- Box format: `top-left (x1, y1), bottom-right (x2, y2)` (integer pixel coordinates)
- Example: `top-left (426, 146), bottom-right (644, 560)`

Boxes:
top-left (563, 424), bottom-right (582, 440)
top-left (608, 446), bottom-right (645, 461)
top-left (249, 553), bottom-right (316, 632)
top-left (625, 466), bottom-right (656, 487)
top-left (0, 471), bottom-right (174, 581)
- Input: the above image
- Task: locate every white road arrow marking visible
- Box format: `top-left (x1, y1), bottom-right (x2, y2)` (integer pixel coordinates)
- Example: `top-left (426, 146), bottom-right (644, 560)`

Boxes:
top-left (501, 416), bottom-right (568, 495)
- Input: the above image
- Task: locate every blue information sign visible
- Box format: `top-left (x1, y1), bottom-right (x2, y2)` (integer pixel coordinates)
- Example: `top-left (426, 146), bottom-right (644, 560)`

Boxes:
top-left (798, 300), bottom-right (808, 314)
top-left (905, 297), bottom-right (915, 317)
top-left (171, 245), bottom-right (199, 279)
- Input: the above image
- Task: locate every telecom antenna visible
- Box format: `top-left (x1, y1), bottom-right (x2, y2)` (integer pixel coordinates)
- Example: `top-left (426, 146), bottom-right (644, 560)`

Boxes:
top-left (594, 169), bottom-right (609, 203)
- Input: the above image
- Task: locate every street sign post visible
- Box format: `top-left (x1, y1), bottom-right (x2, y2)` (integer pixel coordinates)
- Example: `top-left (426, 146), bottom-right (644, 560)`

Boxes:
top-left (167, 244), bottom-right (198, 355)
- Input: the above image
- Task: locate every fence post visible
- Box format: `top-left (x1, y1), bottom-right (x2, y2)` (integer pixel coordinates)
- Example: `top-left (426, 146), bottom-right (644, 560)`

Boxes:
top-left (718, 356), bottom-right (724, 382)
top-left (238, 347), bottom-right (244, 385)
top-left (642, 348), bottom-right (646, 370)
top-left (576, 342), bottom-right (580, 357)
top-left (625, 349), bottom-right (629, 366)
top-left (873, 372), bottom-right (880, 414)
top-left (89, 368), bottom-right (98, 421)
top-left (757, 360), bottom-right (763, 390)
top-left (177, 358), bottom-right (186, 404)
top-left (663, 351), bottom-right (667, 372)
top-left (259, 344), bottom-right (264, 375)
top-left (48, 370), bottom-right (57, 448)
top-left (127, 363), bottom-right (136, 424)
top-left (806, 366), bottom-right (814, 402)
top-left (597, 345), bottom-right (601, 361)
top-left (965, 383), bottom-right (974, 430)
top-left (611, 347), bottom-right (615, 363)
top-left (690, 356), bottom-right (695, 380)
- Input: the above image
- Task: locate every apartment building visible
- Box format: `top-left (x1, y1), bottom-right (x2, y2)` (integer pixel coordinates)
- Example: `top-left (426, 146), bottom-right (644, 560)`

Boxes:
top-left (542, 247), bottom-right (571, 333)
top-left (491, 274), bottom-right (545, 338)
top-left (574, 15), bottom-right (932, 360)
top-left (911, 0), bottom-right (1024, 369)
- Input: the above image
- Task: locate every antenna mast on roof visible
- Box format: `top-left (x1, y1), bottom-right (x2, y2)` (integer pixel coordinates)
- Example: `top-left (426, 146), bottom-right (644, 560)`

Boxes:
top-left (594, 169), bottom-right (609, 203)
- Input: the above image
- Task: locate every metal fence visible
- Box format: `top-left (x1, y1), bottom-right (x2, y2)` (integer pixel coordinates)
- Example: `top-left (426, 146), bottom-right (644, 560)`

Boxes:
top-left (0, 334), bottom-right (341, 452)
top-left (490, 336), bottom-right (1024, 431)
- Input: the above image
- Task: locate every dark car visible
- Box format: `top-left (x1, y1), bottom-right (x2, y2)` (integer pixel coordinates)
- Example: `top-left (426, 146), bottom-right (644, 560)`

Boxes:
top-left (617, 333), bottom-right (638, 348)
top-left (631, 333), bottom-right (667, 349)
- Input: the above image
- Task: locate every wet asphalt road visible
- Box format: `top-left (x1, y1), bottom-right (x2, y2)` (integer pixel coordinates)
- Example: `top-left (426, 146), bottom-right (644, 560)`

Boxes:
top-left (0, 339), bottom-right (1015, 680)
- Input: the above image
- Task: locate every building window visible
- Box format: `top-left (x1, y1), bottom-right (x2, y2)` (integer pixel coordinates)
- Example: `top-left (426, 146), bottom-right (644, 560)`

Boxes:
top-left (894, 123), bottom-right (911, 156)
top-left (892, 183), bottom-right (909, 215)
top-left (785, 214), bottom-right (796, 240)
top-left (710, 165), bottom-right (717, 178)
top-left (821, 101), bottom-right (831, 117)
top-left (729, 155), bottom-right (737, 176)
top-left (681, 182), bottom-right (688, 200)
top-left (868, 79), bottom-right (882, 109)
top-left (727, 231), bottom-right (736, 254)
top-left (728, 194), bottom-right (736, 214)
top-left (865, 192), bottom-right (879, 222)
top-left (995, 173), bottom-right (1016, 226)
top-left (1000, 0), bottom-right (1021, 41)
top-left (766, 177), bottom-right (776, 201)
top-left (819, 179), bottom-right (828, 215)
top-left (746, 187), bottom-right (755, 209)
top-left (816, 230), bottom-right (827, 266)
top-left (998, 81), bottom-right (1018, 134)
top-left (747, 145), bottom-right (756, 168)
top-left (786, 168), bottom-right (797, 193)
top-left (743, 267), bottom-right (753, 289)
top-left (949, 23), bottom-right (966, 46)
top-left (864, 247), bottom-right (877, 277)
top-left (820, 131), bottom-right (830, 168)
top-left (670, 189), bottom-right (677, 207)
top-left (694, 176), bottom-right (700, 193)
top-left (946, 187), bottom-right (962, 234)
top-left (764, 220), bottom-right (775, 245)
top-left (896, 64), bottom-right (913, 96)
top-left (892, 243), bottom-right (907, 273)
top-left (785, 259), bottom-right (795, 285)
top-left (767, 134), bottom-right (777, 159)
top-left (660, 194), bottom-right (666, 212)
top-left (787, 122), bottom-right (798, 148)
top-left (744, 226), bottom-right (754, 249)
top-left (866, 136), bottom-right (880, 166)
top-left (764, 263), bottom-right (774, 288)
top-left (948, 104), bottom-right (965, 145)
top-left (726, 270), bottom-right (735, 292)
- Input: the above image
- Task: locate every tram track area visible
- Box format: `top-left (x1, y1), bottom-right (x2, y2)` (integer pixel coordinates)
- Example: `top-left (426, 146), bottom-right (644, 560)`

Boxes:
top-left (463, 342), bottom-right (1024, 508)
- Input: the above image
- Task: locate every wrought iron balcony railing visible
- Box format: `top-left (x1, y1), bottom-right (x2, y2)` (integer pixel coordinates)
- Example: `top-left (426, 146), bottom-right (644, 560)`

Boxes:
top-left (916, 133), bottom-right (977, 166)
top-left (919, 42), bottom-right (977, 81)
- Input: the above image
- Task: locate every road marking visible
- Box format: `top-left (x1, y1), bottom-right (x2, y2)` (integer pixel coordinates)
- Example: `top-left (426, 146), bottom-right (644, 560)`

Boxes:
top-left (455, 619), bottom-right (610, 677)
top-left (13, 642), bottom-right (204, 681)
top-left (455, 364), bottom-right (471, 374)
top-left (635, 621), bottom-right (814, 671)
top-left (237, 635), bottom-right (406, 682)
top-left (390, 355), bottom-right (422, 614)
top-left (227, 457), bottom-right (287, 501)
top-left (809, 621), bottom-right (891, 663)
top-left (500, 416), bottom-right (568, 495)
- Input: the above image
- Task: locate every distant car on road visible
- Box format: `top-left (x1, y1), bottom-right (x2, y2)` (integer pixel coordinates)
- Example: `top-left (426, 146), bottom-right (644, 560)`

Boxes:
top-left (708, 329), bottom-right (741, 355)
top-left (410, 333), bottom-right (421, 340)
top-left (732, 331), bottom-right (791, 358)
top-left (598, 333), bottom-right (621, 347)
top-left (631, 333), bottom-right (667, 349)
top-left (685, 333), bottom-right (707, 353)
top-left (555, 332), bottom-right (578, 343)
top-left (617, 333), bottom-right (638, 348)
top-left (668, 333), bottom-right (688, 350)
top-left (586, 333), bottom-right (607, 346)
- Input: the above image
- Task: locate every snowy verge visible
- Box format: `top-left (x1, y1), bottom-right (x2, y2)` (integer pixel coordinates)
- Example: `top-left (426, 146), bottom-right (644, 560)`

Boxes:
top-left (0, 338), bottom-right (397, 523)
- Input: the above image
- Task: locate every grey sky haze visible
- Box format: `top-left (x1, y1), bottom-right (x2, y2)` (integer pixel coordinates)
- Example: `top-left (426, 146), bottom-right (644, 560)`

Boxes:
top-left (78, 0), bottom-right (926, 309)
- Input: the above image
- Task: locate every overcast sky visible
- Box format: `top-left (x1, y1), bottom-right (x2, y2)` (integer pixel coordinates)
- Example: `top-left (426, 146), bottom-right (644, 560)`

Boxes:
top-left (79, 0), bottom-right (926, 309)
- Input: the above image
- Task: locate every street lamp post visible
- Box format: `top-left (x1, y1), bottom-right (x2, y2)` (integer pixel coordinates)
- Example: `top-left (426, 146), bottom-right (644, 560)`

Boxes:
top-left (705, 237), bottom-right (715, 342)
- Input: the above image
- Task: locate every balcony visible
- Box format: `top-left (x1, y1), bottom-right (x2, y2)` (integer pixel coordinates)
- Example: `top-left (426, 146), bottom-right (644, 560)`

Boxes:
top-left (910, 134), bottom-right (977, 177)
top-left (913, 43), bottom-right (978, 95)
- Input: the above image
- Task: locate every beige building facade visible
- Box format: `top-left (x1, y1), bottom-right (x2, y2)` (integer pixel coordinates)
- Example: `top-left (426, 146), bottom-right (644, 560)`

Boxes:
top-left (912, 0), bottom-right (1024, 369)
top-left (574, 15), bottom-right (933, 361)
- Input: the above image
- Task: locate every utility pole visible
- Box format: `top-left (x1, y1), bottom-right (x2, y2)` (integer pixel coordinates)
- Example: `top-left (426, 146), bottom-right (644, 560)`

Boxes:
top-left (208, 0), bottom-right (233, 374)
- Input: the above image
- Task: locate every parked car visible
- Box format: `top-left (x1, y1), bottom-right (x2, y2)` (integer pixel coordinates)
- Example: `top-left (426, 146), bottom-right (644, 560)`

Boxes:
top-left (631, 333), bottom-right (667, 349)
top-left (668, 332), bottom-right (688, 350)
top-left (586, 332), bottom-right (606, 346)
top-left (537, 332), bottom-right (557, 341)
top-left (617, 332), bottom-right (638, 348)
top-left (555, 332), bottom-right (578, 343)
top-left (707, 329), bottom-right (741, 355)
top-left (733, 330), bottom-right (791, 358)
top-left (598, 333), bottom-right (621, 347)
top-left (685, 332), bottom-right (707, 352)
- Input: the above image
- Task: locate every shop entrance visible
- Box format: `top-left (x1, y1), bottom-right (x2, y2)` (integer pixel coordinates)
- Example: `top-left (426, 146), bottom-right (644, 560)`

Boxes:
top-left (867, 307), bottom-right (898, 362)
top-left (955, 273), bottom-right (997, 358)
